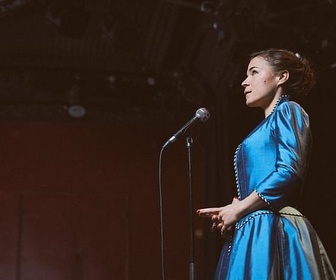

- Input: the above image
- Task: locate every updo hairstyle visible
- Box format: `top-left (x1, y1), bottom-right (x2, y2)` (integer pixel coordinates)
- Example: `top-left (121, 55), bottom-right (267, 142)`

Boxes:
top-left (250, 48), bottom-right (315, 97)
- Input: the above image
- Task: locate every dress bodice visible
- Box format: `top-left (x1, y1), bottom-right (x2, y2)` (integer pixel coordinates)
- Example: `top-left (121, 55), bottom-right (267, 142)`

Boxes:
top-left (234, 96), bottom-right (312, 211)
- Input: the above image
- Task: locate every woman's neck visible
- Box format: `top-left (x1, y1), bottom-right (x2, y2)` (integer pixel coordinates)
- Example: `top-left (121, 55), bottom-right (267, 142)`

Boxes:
top-left (264, 94), bottom-right (284, 118)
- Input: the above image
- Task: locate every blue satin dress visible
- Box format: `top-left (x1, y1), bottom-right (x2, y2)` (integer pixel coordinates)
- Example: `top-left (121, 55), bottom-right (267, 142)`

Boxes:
top-left (215, 96), bottom-right (336, 279)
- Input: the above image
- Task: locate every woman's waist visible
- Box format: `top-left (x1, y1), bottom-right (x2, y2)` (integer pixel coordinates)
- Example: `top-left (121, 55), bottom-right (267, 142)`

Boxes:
top-left (235, 206), bottom-right (305, 230)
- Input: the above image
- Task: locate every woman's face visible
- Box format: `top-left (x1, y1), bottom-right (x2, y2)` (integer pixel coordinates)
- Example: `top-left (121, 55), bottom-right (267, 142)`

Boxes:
top-left (241, 56), bottom-right (281, 110)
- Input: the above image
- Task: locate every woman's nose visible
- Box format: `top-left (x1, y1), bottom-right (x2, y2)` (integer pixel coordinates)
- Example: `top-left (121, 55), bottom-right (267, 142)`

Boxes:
top-left (241, 77), bottom-right (248, 87)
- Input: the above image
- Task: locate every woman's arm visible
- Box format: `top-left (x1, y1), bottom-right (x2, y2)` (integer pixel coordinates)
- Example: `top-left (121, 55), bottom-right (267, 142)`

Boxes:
top-left (197, 191), bottom-right (268, 236)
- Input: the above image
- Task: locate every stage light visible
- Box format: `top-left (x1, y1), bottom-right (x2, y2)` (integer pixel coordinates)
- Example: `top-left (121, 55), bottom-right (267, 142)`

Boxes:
top-left (67, 75), bottom-right (87, 119)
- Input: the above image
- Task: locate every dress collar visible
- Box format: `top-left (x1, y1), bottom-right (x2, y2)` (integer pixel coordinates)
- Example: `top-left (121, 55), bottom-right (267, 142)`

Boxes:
top-left (270, 95), bottom-right (289, 115)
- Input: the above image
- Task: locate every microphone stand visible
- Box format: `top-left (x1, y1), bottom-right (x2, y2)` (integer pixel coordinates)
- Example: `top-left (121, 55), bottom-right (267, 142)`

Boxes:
top-left (186, 136), bottom-right (196, 280)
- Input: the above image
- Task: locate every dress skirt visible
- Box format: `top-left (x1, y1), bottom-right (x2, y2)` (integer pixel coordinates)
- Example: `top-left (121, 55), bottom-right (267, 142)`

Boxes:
top-left (214, 207), bottom-right (336, 280)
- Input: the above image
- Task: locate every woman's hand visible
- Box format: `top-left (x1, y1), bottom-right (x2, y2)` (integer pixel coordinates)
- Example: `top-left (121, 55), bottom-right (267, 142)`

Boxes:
top-left (196, 197), bottom-right (240, 237)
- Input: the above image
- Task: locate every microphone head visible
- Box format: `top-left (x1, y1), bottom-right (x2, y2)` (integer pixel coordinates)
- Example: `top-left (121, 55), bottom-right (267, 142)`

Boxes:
top-left (196, 107), bottom-right (210, 122)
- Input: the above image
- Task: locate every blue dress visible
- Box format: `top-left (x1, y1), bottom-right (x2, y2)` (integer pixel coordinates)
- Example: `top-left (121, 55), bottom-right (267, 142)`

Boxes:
top-left (215, 96), bottom-right (336, 279)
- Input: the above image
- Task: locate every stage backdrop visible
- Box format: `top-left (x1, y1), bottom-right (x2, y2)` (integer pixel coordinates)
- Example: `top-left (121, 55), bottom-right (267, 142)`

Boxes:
top-left (0, 120), bottom-right (206, 280)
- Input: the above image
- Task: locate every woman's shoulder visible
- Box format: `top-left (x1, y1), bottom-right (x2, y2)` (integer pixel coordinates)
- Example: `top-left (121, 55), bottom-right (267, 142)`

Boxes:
top-left (273, 98), bottom-right (311, 131)
top-left (275, 98), bottom-right (309, 119)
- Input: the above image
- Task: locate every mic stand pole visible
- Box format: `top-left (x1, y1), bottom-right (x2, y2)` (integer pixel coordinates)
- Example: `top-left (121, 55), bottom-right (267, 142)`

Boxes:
top-left (186, 136), bottom-right (196, 280)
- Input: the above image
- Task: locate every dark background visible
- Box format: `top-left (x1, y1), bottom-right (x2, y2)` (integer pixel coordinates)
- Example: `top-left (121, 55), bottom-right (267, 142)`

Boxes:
top-left (0, 0), bottom-right (335, 279)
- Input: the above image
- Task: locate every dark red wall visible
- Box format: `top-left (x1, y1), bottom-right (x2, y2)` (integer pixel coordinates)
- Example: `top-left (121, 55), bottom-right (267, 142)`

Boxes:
top-left (0, 121), bottom-right (205, 279)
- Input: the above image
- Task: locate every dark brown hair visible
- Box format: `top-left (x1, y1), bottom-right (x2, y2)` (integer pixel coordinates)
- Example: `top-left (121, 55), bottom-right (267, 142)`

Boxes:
top-left (250, 48), bottom-right (315, 97)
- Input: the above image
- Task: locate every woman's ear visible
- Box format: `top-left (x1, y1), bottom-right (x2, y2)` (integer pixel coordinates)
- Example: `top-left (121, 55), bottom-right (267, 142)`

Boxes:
top-left (277, 70), bottom-right (289, 86)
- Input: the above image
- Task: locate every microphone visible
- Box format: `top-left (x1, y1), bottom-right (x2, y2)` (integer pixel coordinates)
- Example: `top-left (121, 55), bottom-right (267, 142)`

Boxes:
top-left (163, 107), bottom-right (210, 148)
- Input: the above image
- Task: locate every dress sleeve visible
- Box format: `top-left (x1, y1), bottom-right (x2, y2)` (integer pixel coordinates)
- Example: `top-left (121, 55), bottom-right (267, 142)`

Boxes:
top-left (255, 102), bottom-right (312, 211)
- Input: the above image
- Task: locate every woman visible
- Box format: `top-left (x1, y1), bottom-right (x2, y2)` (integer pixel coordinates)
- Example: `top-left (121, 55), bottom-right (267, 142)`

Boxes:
top-left (197, 49), bottom-right (336, 279)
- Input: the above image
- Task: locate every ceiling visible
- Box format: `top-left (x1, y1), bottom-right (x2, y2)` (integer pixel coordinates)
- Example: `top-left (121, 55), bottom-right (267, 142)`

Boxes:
top-left (0, 0), bottom-right (335, 121)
